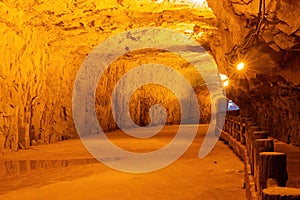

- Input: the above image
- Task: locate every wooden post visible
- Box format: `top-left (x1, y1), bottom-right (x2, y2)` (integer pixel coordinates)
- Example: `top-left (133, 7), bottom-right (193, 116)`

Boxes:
top-left (245, 122), bottom-right (256, 149)
top-left (233, 117), bottom-right (237, 139)
top-left (257, 152), bottom-right (288, 200)
top-left (236, 116), bottom-right (242, 142)
top-left (225, 117), bottom-right (229, 132)
top-left (229, 118), bottom-right (233, 136)
top-left (251, 131), bottom-right (269, 175)
top-left (253, 131), bottom-right (268, 140)
top-left (247, 125), bottom-right (260, 175)
top-left (262, 187), bottom-right (300, 200)
top-left (254, 139), bottom-right (274, 191)
top-left (241, 123), bottom-right (246, 145)
top-left (244, 117), bottom-right (253, 123)
top-left (237, 123), bottom-right (241, 142)
top-left (227, 118), bottom-right (230, 133)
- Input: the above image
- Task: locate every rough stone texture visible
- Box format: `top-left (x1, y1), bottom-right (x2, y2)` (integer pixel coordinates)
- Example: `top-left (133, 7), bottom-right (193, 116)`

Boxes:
top-left (206, 0), bottom-right (300, 146)
top-left (225, 75), bottom-right (300, 146)
top-left (0, 0), bottom-right (216, 150)
top-left (2, 0), bottom-right (300, 150)
top-left (95, 50), bottom-right (212, 132)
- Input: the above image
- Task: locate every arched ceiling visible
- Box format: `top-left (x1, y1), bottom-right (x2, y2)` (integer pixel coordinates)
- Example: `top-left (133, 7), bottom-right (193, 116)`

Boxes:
top-left (1, 0), bottom-right (300, 148)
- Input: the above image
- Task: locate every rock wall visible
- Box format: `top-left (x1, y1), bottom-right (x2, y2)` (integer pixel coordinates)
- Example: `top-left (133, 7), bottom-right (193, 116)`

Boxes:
top-left (207, 0), bottom-right (300, 79)
top-left (206, 0), bottom-right (300, 145)
top-left (0, 0), bottom-right (215, 150)
top-left (226, 75), bottom-right (300, 145)
top-left (95, 50), bottom-right (212, 132)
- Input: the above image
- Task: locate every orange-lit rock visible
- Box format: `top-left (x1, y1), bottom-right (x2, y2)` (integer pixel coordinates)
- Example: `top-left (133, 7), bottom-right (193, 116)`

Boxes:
top-left (206, 0), bottom-right (300, 145)
top-left (1, 0), bottom-right (300, 149)
top-left (0, 0), bottom-right (215, 150)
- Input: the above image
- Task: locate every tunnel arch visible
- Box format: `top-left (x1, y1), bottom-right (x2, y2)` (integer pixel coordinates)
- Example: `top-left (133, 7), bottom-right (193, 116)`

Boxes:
top-left (227, 99), bottom-right (239, 111)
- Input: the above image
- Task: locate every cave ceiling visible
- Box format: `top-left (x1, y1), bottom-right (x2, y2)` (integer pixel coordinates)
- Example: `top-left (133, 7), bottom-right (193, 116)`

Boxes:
top-left (1, 0), bottom-right (300, 148)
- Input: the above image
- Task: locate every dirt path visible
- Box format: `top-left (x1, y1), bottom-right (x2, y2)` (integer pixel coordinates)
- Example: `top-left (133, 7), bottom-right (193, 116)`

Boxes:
top-left (0, 125), bottom-right (246, 200)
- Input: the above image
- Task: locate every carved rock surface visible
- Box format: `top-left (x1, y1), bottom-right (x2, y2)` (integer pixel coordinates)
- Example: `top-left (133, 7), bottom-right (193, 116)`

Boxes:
top-left (2, 0), bottom-right (299, 150)
top-left (0, 0), bottom-right (215, 150)
top-left (206, 0), bottom-right (300, 145)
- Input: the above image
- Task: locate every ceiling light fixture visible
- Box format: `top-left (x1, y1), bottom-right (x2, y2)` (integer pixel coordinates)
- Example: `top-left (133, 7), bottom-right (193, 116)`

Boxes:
top-left (223, 80), bottom-right (229, 87)
top-left (219, 73), bottom-right (228, 81)
top-left (237, 62), bottom-right (245, 71)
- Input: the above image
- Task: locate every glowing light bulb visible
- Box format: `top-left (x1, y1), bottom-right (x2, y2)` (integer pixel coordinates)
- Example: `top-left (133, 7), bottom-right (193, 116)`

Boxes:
top-left (223, 80), bottom-right (229, 87)
top-left (237, 62), bottom-right (245, 71)
top-left (219, 73), bottom-right (228, 81)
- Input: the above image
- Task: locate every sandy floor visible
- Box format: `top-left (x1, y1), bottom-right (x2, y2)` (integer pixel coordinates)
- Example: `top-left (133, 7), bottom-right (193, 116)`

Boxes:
top-left (0, 125), bottom-right (246, 200)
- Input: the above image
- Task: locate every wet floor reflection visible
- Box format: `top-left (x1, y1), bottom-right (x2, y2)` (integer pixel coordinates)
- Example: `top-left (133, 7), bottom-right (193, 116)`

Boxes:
top-left (0, 158), bottom-right (99, 177)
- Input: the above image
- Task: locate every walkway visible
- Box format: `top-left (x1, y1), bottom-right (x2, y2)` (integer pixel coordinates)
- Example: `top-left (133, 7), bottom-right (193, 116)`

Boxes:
top-left (0, 125), bottom-right (246, 200)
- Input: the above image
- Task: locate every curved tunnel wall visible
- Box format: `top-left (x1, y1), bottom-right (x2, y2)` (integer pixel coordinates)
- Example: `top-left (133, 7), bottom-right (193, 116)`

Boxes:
top-left (0, 0), bottom-right (215, 150)
top-left (206, 0), bottom-right (300, 145)
top-left (2, 0), bottom-right (300, 150)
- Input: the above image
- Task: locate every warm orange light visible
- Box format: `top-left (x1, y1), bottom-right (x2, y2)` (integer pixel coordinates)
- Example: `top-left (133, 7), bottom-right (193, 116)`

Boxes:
top-left (219, 73), bottom-right (228, 81)
top-left (223, 80), bottom-right (229, 87)
top-left (237, 62), bottom-right (245, 71)
top-left (189, 0), bottom-right (208, 6)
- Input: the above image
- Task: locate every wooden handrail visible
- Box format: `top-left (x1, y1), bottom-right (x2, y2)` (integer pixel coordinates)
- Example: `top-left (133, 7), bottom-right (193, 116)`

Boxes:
top-left (216, 112), bottom-right (298, 200)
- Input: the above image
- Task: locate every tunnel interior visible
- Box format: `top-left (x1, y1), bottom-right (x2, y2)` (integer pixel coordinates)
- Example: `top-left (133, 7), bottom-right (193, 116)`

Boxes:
top-left (1, 0), bottom-right (299, 148)
top-left (1, 0), bottom-right (300, 199)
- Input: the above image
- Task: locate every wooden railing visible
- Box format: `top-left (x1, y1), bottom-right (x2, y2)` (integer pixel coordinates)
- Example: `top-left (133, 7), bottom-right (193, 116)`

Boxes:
top-left (216, 112), bottom-right (300, 200)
